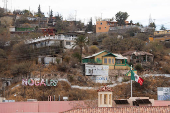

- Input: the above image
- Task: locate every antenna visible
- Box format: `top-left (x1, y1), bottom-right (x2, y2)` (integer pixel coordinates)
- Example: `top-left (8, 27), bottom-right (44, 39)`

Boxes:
top-left (2, 0), bottom-right (8, 13)
top-left (75, 10), bottom-right (77, 21)
top-left (11, 0), bottom-right (12, 12)
top-left (75, 10), bottom-right (77, 26)
top-left (49, 6), bottom-right (50, 18)
top-left (29, 6), bottom-right (30, 16)
top-left (149, 14), bottom-right (153, 25)
top-left (101, 13), bottom-right (102, 21)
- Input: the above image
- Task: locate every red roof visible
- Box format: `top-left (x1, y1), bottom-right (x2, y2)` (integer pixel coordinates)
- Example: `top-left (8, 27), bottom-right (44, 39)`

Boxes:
top-left (97, 85), bottom-right (113, 92)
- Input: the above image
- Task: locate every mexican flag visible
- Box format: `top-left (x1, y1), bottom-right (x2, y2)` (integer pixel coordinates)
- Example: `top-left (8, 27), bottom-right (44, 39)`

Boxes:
top-left (131, 70), bottom-right (144, 85)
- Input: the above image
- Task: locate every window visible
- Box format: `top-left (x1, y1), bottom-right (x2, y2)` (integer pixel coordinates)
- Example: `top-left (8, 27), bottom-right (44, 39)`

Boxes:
top-left (116, 60), bottom-right (121, 64)
top-left (66, 41), bottom-right (71, 45)
top-left (109, 58), bottom-right (111, 64)
top-left (112, 59), bottom-right (114, 64)
top-left (97, 58), bottom-right (100, 61)
top-left (100, 22), bottom-right (102, 25)
top-left (99, 27), bottom-right (101, 30)
top-left (104, 58), bottom-right (107, 64)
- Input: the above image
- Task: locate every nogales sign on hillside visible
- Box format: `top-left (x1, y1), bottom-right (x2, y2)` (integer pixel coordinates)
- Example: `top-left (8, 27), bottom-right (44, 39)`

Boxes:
top-left (22, 79), bottom-right (58, 86)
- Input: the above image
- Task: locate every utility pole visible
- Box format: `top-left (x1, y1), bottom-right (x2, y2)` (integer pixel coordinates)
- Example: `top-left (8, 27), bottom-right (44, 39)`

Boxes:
top-left (49, 6), bottom-right (50, 18)
top-left (2, 0), bottom-right (8, 13)
top-left (29, 6), bottom-right (30, 16)
top-left (75, 10), bottom-right (77, 26)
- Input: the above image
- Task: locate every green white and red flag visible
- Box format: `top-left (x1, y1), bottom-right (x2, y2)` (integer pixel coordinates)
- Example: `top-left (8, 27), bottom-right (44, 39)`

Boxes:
top-left (131, 70), bottom-right (144, 85)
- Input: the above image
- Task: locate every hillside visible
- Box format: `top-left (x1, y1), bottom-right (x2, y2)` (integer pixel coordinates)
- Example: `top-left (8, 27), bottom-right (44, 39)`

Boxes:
top-left (5, 75), bottom-right (170, 101)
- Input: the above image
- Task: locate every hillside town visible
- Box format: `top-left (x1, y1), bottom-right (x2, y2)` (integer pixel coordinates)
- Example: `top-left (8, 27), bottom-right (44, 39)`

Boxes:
top-left (0, 2), bottom-right (170, 113)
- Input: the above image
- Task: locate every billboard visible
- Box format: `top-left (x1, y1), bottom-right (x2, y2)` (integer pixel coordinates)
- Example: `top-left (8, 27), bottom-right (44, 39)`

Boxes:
top-left (85, 65), bottom-right (109, 76)
top-left (157, 87), bottom-right (170, 100)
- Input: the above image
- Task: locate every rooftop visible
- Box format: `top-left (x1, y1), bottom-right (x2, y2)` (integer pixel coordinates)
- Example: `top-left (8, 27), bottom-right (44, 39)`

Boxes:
top-left (63, 106), bottom-right (170, 113)
top-left (122, 50), bottom-right (153, 56)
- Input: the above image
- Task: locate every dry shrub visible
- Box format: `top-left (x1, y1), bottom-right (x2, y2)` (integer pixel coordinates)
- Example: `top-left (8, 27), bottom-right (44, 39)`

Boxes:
top-left (63, 56), bottom-right (71, 64)
top-left (70, 58), bottom-right (79, 68)
top-left (163, 56), bottom-right (170, 63)
top-left (57, 63), bottom-right (69, 72)
top-left (162, 65), bottom-right (170, 74)
top-left (89, 45), bottom-right (99, 54)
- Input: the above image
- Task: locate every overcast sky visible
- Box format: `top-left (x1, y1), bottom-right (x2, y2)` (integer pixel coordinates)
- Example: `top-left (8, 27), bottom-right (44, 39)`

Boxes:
top-left (1, 0), bottom-right (170, 30)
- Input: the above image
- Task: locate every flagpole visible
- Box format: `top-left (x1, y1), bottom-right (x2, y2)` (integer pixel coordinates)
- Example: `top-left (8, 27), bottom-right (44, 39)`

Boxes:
top-left (131, 65), bottom-right (132, 97)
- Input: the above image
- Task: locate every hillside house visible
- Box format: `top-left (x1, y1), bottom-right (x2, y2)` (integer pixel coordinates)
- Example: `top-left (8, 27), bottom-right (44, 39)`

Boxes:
top-left (122, 51), bottom-right (154, 64)
top-left (82, 50), bottom-right (131, 70)
top-left (96, 20), bottom-right (117, 34)
top-left (149, 30), bottom-right (170, 42)
top-left (25, 32), bottom-right (80, 49)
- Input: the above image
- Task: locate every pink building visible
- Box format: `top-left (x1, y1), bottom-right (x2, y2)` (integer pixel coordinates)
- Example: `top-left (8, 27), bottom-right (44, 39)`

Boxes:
top-left (0, 100), bottom-right (170, 113)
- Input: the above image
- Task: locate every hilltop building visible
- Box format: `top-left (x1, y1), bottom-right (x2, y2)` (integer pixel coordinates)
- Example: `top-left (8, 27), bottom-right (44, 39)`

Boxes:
top-left (149, 30), bottom-right (170, 42)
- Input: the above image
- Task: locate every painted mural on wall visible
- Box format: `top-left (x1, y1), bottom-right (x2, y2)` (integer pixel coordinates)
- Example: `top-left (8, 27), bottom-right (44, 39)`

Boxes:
top-left (85, 65), bottom-right (109, 76)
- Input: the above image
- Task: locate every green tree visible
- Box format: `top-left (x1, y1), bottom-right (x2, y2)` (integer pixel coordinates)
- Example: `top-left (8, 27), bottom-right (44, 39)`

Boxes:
top-left (115, 11), bottom-right (129, 26)
top-left (86, 17), bottom-right (93, 32)
top-left (125, 27), bottom-right (140, 37)
top-left (55, 13), bottom-right (63, 21)
top-left (73, 35), bottom-right (88, 63)
top-left (22, 10), bottom-right (33, 16)
top-left (130, 20), bottom-right (133, 24)
top-left (136, 22), bottom-right (143, 27)
top-left (0, 7), bottom-right (4, 17)
top-left (149, 22), bottom-right (156, 29)
top-left (160, 24), bottom-right (166, 30)
top-left (36, 5), bottom-right (44, 17)
top-left (54, 14), bottom-right (69, 33)
top-left (50, 9), bottom-right (53, 18)
top-left (38, 5), bottom-right (41, 16)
